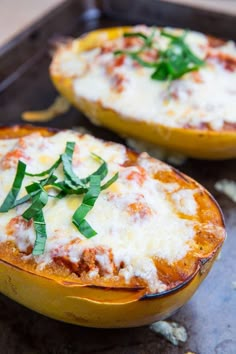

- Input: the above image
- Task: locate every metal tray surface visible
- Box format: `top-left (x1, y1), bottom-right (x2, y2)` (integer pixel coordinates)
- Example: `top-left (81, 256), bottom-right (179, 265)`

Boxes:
top-left (0, 1), bottom-right (235, 353)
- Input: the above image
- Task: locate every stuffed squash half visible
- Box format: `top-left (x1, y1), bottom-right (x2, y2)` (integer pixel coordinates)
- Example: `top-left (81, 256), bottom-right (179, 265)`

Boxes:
top-left (0, 126), bottom-right (225, 327)
top-left (50, 26), bottom-right (236, 159)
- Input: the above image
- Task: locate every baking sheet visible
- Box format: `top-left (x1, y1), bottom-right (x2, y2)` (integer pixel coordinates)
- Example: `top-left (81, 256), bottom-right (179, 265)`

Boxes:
top-left (0, 0), bottom-right (235, 353)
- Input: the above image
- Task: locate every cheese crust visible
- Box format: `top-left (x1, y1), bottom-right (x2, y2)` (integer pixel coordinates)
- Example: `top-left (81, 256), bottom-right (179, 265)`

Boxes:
top-left (51, 26), bottom-right (236, 132)
top-left (0, 127), bottom-right (225, 295)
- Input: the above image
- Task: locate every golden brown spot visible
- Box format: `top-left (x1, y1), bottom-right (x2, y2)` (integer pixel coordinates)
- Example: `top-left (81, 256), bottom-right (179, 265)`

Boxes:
top-left (127, 202), bottom-right (152, 219)
top-left (1, 149), bottom-right (27, 169)
top-left (126, 166), bottom-right (147, 186)
top-left (153, 256), bottom-right (198, 289)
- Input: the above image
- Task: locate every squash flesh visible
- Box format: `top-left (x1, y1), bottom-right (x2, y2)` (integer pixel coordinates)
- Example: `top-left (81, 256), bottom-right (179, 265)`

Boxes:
top-left (0, 125), bottom-right (225, 327)
top-left (50, 27), bottom-right (236, 159)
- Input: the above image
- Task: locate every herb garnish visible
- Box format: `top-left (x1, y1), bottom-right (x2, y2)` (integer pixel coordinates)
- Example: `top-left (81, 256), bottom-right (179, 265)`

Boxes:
top-left (72, 175), bottom-right (101, 238)
top-left (114, 29), bottom-right (205, 81)
top-left (0, 161), bottom-right (26, 212)
top-left (0, 142), bottom-right (118, 255)
top-left (32, 211), bottom-right (47, 255)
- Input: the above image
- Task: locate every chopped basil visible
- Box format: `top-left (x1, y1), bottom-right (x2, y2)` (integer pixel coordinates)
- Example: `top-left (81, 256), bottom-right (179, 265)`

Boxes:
top-left (25, 157), bottom-right (61, 177)
top-left (51, 181), bottom-right (86, 195)
top-left (22, 188), bottom-right (48, 221)
top-left (0, 140), bottom-right (119, 254)
top-left (76, 219), bottom-right (97, 239)
top-left (40, 173), bottom-right (58, 187)
top-left (101, 172), bottom-right (119, 190)
top-left (72, 175), bottom-right (101, 238)
top-left (32, 211), bottom-right (47, 255)
top-left (114, 29), bottom-right (155, 57)
top-left (13, 194), bottom-right (32, 207)
top-left (124, 32), bottom-right (149, 41)
top-left (0, 160), bottom-right (26, 212)
top-left (62, 142), bottom-right (86, 189)
top-left (114, 28), bottom-right (205, 81)
top-left (81, 153), bottom-right (108, 184)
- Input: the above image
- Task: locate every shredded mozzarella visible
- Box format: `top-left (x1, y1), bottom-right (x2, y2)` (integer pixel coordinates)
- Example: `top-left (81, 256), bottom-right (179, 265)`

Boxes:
top-left (0, 131), bottom-right (207, 293)
top-left (55, 26), bottom-right (236, 131)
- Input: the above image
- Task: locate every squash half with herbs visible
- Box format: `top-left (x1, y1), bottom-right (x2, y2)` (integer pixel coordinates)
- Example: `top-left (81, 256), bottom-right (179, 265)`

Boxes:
top-left (50, 26), bottom-right (236, 159)
top-left (0, 125), bottom-right (225, 327)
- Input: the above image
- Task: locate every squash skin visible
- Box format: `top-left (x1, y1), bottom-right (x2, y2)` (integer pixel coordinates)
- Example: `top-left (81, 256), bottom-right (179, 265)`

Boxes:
top-left (0, 125), bottom-right (225, 328)
top-left (50, 27), bottom-right (236, 160)
top-left (0, 255), bottom-right (217, 328)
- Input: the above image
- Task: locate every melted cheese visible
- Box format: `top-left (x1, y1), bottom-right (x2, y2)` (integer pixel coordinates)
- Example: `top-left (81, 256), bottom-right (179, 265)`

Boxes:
top-left (0, 131), bottom-right (214, 293)
top-left (171, 189), bottom-right (198, 215)
top-left (55, 26), bottom-right (236, 131)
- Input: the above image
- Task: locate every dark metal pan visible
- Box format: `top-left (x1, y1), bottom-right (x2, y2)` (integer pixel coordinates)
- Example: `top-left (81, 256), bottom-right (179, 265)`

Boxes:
top-left (0, 1), bottom-right (235, 353)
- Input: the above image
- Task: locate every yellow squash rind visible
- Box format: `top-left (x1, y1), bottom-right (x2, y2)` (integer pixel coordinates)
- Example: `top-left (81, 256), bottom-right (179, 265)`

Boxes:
top-left (0, 254), bottom-right (217, 328)
top-left (0, 125), bottom-right (225, 327)
top-left (50, 27), bottom-right (236, 159)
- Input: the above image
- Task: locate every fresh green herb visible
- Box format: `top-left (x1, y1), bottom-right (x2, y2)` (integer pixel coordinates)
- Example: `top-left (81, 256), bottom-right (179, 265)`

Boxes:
top-left (22, 188), bottom-right (48, 221)
top-left (152, 30), bottom-right (204, 80)
top-left (40, 173), bottom-right (58, 187)
top-left (72, 175), bottom-right (101, 238)
top-left (13, 176), bottom-right (56, 207)
top-left (13, 194), bottom-right (32, 207)
top-left (32, 210), bottom-right (47, 255)
top-left (81, 153), bottom-right (108, 184)
top-left (101, 172), bottom-right (119, 190)
top-left (114, 29), bottom-right (155, 57)
top-left (0, 140), bottom-right (118, 254)
top-left (124, 31), bottom-right (155, 48)
top-left (25, 157), bottom-right (61, 177)
top-left (51, 181), bottom-right (86, 195)
top-left (76, 219), bottom-right (97, 239)
top-left (124, 32), bottom-right (149, 41)
top-left (114, 28), bottom-right (205, 81)
top-left (62, 142), bottom-right (86, 189)
top-left (51, 152), bottom-right (109, 198)
top-left (0, 161), bottom-right (26, 212)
